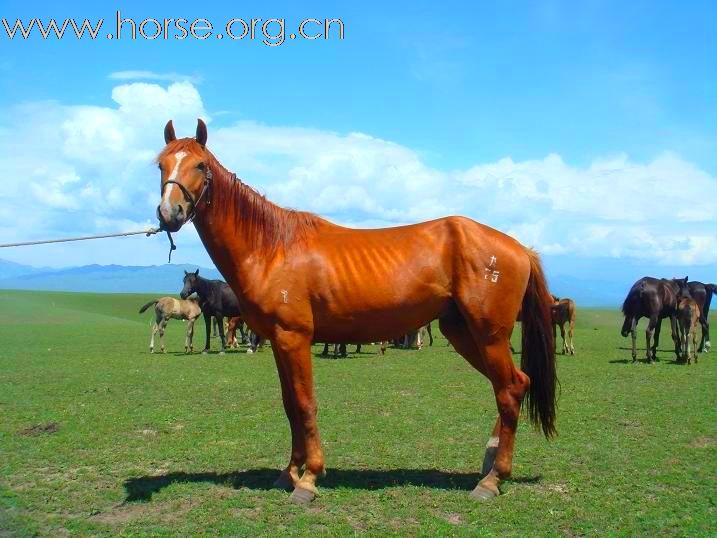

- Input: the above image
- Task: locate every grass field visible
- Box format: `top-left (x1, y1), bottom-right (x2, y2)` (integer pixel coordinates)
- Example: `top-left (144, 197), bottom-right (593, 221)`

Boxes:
top-left (0, 289), bottom-right (715, 537)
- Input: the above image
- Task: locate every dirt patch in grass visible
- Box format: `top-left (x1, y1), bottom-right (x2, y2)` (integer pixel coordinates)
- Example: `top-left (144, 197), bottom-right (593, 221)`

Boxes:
top-left (19, 422), bottom-right (59, 436)
top-left (688, 436), bottom-right (716, 448)
top-left (91, 499), bottom-right (196, 526)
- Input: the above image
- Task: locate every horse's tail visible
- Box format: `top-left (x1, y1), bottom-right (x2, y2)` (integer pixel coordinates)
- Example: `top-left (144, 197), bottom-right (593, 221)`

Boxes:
top-left (521, 249), bottom-right (558, 438)
top-left (138, 300), bottom-right (158, 314)
top-left (704, 284), bottom-right (716, 318)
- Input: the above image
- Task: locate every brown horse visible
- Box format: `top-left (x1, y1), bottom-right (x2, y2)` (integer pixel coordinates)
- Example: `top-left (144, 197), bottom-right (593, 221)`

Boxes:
top-left (154, 119), bottom-right (557, 504)
top-left (551, 297), bottom-right (576, 355)
top-left (138, 297), bottom-right (202, 353)
top-left (676, 281), bottom-right (700, 364)
top-left (687, 281), bottom-right (715, 353)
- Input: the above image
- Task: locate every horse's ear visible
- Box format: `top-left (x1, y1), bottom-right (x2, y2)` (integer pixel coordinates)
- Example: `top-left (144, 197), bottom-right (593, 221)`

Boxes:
top-left (194, 269), bottom-right (199, 276)
top-left (196, 119), bottom-right (208, 146)
top-left (184, 270), bottom-right (188, 275)
top-left (164, 120), bottom-right (176, 144)
top-left (684, 276), bottom-right (689, 284)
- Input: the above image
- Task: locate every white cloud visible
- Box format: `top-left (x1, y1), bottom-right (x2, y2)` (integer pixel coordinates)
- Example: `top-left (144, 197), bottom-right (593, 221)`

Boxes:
top-left (0, 81), bottom-right (716, 269)
top-left (108, 70), bottom-right (201, 84)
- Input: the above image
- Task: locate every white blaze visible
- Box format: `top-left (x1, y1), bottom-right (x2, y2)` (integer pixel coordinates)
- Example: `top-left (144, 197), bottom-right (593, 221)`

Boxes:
top-left (161, 151), bottom-right (188, 213)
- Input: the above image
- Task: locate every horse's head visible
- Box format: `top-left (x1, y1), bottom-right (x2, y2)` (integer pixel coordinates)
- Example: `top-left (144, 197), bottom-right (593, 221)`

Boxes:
top-left (673, 276), bottom-right (690, 300)
top-left (156, 119), bottom-right (210, 232)
top-left (180, 269), bottom-right (200, 299)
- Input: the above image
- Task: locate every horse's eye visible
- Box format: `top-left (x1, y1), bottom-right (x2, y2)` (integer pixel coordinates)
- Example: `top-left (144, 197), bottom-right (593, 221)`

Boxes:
top-left (197, 162), bottom-right (205, 171)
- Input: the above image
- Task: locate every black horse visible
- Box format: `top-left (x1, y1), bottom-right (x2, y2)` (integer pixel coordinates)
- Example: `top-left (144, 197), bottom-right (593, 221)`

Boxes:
top-left (180, 270), bottom-right (243, 353)
top-left (688, 281), bottom-right (716, 352)
top-left (620, 276), bottom-right (687, 362)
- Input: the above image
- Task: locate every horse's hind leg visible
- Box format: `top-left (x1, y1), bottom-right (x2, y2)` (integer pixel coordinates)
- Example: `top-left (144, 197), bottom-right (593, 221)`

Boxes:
top-left (439, 314), bottom-right (529, 500)
top-left (646, 316), bottom-right (658, 362)
top-left (559, 323), bottom-right (567, 355)
top-left (149, 322), bottom-right (158, 353)
top-left (568, 319), bottom-right (575, 355)
top-left (159, 319), bottom-right (168, 353)
top-left (698, 316), bottom-right (709, 353)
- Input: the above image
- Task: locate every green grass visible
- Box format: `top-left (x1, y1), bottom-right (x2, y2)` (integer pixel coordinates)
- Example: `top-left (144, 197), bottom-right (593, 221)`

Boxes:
top-left (0, 289), bottom-right (715, 537)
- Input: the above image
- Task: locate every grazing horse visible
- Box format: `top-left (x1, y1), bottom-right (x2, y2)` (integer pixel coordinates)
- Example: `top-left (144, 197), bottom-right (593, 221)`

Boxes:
top-left (179, 270), bottom-right (243, 354)
top-left (551, 298), bottom-right (576, 355)
top-left (620, 277), bottom-right (686, 362)
top-left (687, 281), bottom-right (715, 352)
top-left (676, 282), bottom-right (700, 365)
top-left (155, 119), bottom-right (557, 504)
top-left (138, 297), bottom-right (202, 353)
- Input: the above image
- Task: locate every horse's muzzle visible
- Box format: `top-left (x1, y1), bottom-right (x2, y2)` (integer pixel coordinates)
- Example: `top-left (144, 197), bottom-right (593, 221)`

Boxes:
top-left (156, 204), bottom-right (185, 233)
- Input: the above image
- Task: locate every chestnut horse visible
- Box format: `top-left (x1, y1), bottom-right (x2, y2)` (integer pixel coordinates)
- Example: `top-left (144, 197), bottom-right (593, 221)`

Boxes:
top-left (155, 119), bottom-right (557, 504)
top-left (551, 297), bottom-right (576, 355)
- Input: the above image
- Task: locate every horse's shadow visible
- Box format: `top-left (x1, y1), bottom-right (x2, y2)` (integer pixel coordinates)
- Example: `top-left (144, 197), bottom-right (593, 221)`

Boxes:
top-left (123, 468), bottom-right (541, 502)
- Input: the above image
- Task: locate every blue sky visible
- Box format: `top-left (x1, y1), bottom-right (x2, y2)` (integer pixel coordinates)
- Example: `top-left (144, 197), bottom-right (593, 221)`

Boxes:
top-left (0, 0), bottom-right (715, 282)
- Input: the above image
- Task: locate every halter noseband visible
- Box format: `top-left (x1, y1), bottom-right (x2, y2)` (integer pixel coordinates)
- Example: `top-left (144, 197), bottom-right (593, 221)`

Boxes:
top-left (159, 165), bottom-right (213, 225)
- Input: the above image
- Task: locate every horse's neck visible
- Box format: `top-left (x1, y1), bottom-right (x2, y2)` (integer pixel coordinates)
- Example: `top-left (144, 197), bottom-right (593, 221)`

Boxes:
top-left (193, 162), bottom-right (282, 288)
top-left (197, 278), bottom-right (215, 302)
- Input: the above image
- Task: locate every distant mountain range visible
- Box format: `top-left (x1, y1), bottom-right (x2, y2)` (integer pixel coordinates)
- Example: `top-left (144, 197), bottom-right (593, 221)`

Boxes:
top-left (0, 255), bottom-right (714, 307)
top-left (0, 259), bottom-right (221, 294)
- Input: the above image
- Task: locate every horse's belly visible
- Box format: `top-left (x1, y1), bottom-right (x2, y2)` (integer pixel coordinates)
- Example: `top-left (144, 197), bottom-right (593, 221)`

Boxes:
top-left (312, 294), bottom-right (449, 342)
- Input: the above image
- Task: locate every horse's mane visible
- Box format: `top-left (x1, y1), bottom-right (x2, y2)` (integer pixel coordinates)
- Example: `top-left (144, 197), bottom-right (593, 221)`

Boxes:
top-left (157, 139), bottom-right (323, 252)
top-left (206, 152), bottom-right (321, 253)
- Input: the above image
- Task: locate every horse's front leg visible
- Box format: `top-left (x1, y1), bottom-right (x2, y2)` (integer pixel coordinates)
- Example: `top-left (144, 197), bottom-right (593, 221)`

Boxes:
top-left (272, 330), bottom-right (324, 504)
top-left (186, 319), bottom-right (195, 353)
top-left (216, 316), bottom-right (227, 354)
top-left (271, 347), bottom-right (305, 491)
top-left (669, 315), bottom-right (681, 359)
top-left (202, 313), bottom-right (211, 354)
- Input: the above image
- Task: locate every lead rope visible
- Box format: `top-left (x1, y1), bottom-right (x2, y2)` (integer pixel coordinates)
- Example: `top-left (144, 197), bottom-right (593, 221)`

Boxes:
top-left (0, 228), bottom-right (160, 248)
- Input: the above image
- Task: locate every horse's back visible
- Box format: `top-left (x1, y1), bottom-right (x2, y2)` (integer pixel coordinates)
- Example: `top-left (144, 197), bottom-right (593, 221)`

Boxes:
top-left (304, 216), bottom-right (532, 340)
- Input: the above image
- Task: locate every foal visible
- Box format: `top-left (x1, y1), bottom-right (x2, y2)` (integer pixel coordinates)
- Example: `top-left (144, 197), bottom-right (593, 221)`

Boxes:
top-left (677, 285), bottom-right (699, 364)
top-left (138, 297), bottom-right (202, 353)
top-left (551, 297), bottom-right (576, 355)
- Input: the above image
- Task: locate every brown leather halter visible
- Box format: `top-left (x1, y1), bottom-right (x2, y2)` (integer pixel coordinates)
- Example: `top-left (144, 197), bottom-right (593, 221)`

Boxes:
top-left (157, 165), bottom-right (213, 262)
top-left (158, 166), bottom-right (213, 226)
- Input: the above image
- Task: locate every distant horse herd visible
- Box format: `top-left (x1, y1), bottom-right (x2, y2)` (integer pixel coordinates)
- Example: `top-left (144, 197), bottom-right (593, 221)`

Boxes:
top-left (621, 277), bottom-right (714, 364)
top-left (139, 272), bottom-right (714, 367)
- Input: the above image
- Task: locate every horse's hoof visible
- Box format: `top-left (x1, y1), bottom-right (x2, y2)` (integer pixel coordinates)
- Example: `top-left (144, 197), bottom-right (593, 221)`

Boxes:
top-left (219, 351), bottom-right (225, 355)
top-left (202, 350), bottom-right (209, 355)
top-left (246, 349), bottom-right (254, 354)
top-left (273, 472), bottom-right (295, 491)
top-left (289, 487), bottom-right (316, 505)
top-left (470, 485), bottom-right (498, 501)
